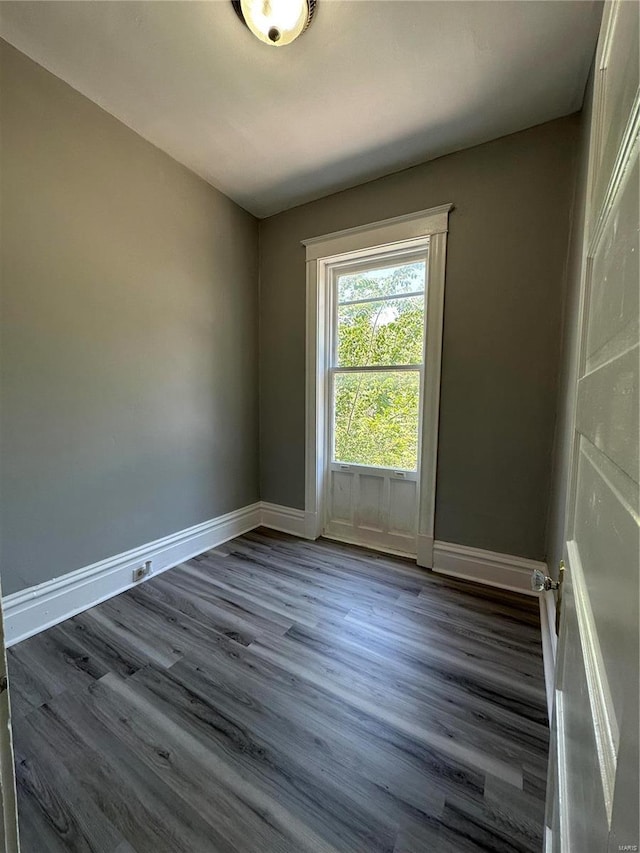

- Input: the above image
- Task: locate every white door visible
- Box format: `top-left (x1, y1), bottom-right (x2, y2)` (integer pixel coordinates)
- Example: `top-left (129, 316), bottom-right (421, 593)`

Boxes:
top-left (324, 247), bottom-right (428, 554)
top-left (546, 3), bottom-right (639, 851)
top-left (0, 579), bottom-right (20, 853)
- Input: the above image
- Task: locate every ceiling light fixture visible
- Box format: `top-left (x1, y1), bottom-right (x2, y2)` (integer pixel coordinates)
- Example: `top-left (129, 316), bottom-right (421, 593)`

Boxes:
top-left (232, 0), bottom-right (316, 47)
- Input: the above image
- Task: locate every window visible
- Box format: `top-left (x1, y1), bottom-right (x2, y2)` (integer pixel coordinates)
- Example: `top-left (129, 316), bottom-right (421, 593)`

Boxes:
top-left (304, 202), bottom-right (450, 556)
top-left (330, 254), bottom-right (427, 470)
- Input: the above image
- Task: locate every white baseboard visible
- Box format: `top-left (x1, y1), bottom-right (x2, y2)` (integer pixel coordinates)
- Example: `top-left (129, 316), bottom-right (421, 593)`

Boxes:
top-left (4, 502), bottom-right (553, 649)
top-left (304, 509), bottom-right (321, 540)
top-left (259, 502), bottom-right (307, 538)
top-left (3, 502), bottom-right (262, 648)
top-left (432, 540), bottom-right (546, 597)
top-left (539, 590), bottom-right (557, 722)
top-left (416, 534), bottom-right (434, 569)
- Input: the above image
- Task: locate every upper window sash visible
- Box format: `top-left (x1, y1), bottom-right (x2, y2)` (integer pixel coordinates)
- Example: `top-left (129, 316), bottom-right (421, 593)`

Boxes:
top-left (331, 260), bottom-right (427, 370)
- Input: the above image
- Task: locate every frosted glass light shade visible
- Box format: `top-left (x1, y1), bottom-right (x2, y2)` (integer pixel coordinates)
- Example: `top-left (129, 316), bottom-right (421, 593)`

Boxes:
top-left (239, 0), bottom-right (310, 46)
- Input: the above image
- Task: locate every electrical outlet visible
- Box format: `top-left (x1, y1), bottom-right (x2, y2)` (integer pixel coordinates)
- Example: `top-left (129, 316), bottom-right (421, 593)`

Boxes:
top-left (132, 560), bottom-right (152, 583)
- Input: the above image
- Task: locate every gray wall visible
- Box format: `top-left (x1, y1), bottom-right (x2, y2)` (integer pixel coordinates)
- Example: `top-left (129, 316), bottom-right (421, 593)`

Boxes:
top-left (545, 72), bottom-right (594, 578)
top-left (259, 116), bottom-right (579, 560)
top-left (0, 36), bottom-right (583, 592)
top-left (0, 41), bottom-right (260, 596)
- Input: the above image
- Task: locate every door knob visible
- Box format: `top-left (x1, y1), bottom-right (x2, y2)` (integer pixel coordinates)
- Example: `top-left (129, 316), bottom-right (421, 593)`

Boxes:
top-left (531, 568), bottom-right (561, 592)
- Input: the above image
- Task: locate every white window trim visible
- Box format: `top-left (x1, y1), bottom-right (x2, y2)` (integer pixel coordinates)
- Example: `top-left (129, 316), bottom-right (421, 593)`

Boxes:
top-left (303, 204), bottom-right (452, 566)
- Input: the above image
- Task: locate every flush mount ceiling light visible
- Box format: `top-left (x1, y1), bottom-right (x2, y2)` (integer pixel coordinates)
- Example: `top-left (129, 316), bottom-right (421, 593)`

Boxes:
top-left (232, 0), bottom-right (316, 47)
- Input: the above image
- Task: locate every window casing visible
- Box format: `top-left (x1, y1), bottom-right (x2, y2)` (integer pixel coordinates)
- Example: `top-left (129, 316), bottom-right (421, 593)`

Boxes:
top-left (303, 203), bottom-right (452, 565)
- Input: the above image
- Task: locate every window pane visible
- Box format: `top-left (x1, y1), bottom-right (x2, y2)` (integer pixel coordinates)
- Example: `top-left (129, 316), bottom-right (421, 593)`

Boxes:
top-left (337, 295), bottom-right (424, 367)
top-left (337, 260), bottom-right (426, 303)
top-left (333, 371), bottom-right (420, 470)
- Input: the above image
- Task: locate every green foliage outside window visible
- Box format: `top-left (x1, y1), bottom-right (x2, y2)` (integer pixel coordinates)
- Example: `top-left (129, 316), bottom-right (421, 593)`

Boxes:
top-left (337, 260), bottom-right (425, 302)
top-left (337, 296), bottom-right (424, 367)
top-left (334, 372), bottom-right (420, 469)
top-left (333, 262), bottom-right (426, 470)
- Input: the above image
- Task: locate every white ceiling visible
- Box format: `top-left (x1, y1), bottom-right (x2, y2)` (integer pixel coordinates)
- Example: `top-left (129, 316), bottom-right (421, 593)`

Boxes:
top-left (0, 1), bottom-right (601, 218)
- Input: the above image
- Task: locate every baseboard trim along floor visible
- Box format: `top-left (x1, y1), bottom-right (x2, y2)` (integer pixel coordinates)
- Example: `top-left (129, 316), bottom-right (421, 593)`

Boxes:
top-left (259, 502), bottom-right (307, 538)
top-left (3, 502), bottom-right (551, 649)
top-left (3, 503), bottom-right (263, 647)
top-left (432, 540), bottom-right (546, 597)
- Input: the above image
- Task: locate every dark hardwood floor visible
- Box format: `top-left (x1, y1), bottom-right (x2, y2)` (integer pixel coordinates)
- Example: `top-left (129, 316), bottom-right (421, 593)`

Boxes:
top-left (8, 529), bottom-right (549, 853)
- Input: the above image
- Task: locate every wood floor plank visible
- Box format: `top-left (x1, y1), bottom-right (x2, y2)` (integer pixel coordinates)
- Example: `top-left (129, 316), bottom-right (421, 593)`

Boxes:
top-left (346, 599), bottom-right (544, 666)
top-left (94, 596), bottom-right (186, 668)
top-left (191, 553), bottom-right (353, 628)
top-left (163, 652), bottom-right (448, 817)
top-left (132, 570), bottom-right (287, 640)
top-left (167, 630), bottom-right (488, 812)
top-left (278, 618), bottom-right (549, 767)
top-left (392, 816), bottom-right (444, 853)
top-left (177, 560), bottom-right (301, 630)
top-left (13, 727), bottom-right (127, 853)
top-left (288, 613), bottom-right (547, 714)
top-left (223, 537), bottom-right (423, 605)
top-left (22, 694), bottom-right (234, 853)
top-left (8, 630), bottom-right (103, 715)
top-left (8, 530), bottom-right (548, 852)
top-left (248, 631), bottom-right (525, 788)
top-left (94, 666), bottom-right (398, 853)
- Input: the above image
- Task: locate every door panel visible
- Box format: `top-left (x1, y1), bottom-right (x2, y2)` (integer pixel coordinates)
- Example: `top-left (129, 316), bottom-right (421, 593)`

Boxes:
top-left (330, 470), bottom-right (354, 522)
top-left (388, 478), bottom-right (417, 536)
top-left (587, 157), bottom-right (639, 373)
top-left (574, 438), bottom-right (638, 724)
top-left (326, 464), bottom-right (418, 553)
top-left (358, 474), bottom-right (384, 530)
top-left (547, 3), bottom-right (639, 849)
top-left (554, 580), bottom-right (610, 853)
top-left (591, 1), bottom-right (639, 216)
top-left (577, 346), bottom-right (639, 478)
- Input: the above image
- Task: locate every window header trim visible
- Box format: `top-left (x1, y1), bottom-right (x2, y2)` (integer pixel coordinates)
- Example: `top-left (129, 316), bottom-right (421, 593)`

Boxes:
top-left (302, 203), bottom-right (453, 262)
